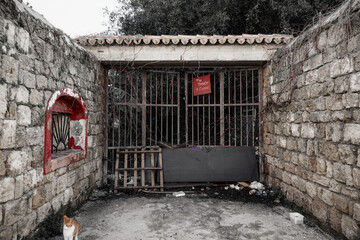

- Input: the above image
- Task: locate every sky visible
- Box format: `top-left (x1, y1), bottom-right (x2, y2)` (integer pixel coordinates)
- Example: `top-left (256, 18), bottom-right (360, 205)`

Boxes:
top-left (25, 0), bottom-right (119, 37)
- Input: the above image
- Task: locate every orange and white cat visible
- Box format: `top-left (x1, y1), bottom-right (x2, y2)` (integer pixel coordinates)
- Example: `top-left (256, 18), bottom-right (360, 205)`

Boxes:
top-left (63, 215), bottom-right (84, 240)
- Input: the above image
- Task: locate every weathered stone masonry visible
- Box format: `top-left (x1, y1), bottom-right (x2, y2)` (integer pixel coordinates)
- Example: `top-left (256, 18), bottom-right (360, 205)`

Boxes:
top-left (0, 0), bottom-right (105, 239)
top-left (263, 0), bottom-right (360, 239)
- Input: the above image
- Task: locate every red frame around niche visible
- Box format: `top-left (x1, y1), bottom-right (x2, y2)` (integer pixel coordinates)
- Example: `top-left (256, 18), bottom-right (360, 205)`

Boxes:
top-left (43, 88), bottom-right (88, 174)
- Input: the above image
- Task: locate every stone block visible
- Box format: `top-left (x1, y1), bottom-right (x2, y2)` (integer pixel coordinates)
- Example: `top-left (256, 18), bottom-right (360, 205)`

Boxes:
top-left (322, 142), bottom-right (339, 162)
top-left (334, 76), bottom-right (350, 94)
top-left (29, 89), bottom-right (44, 105)
top-left (0, 177), bottom-right (15, 203)
top-left (317, 187), bottom-right (333, 206)
top-left (0, 120), bottom-right (16, 149)
top-left (25, 126), bottom-right (43, 146)
top-left (354, 168), bottom-right (360, 189)
top-left (341, 187), bottom-right (359, 199)
top-left (328, 24), bottom-right (344, 47)
top-left (14, 174), bottom-right (24, 199)
top-left (350, 72), bottom-right (360, 92)
top-left (333, 193), bottom-right (349, 213)
top-left (19, 69), bottom-right (36, 88)
top-left (303, 54), bottom-right (323, 72)
top-left (333, 162), bottom-right (346, 183)
top-left (312, 199), bottom-right (329, 223)
top-left (17, 105), bottom-right (31, 126)
top-left (345, 165), bottom-right (353, 187)
top-left (301, 123), bottom-right (315, 139)
top-left (325, 95), bottom-right (344, 111)
top-left (51, 193), bottom-right (64, 212)
top-left (312, 174), bottom-right (330, 187)
top-left (354, 203), bottom-right (360, 221)
top-left (36, 75), bottom-right (48, 89)
top-left (36, 202), bottom-right (51, 224)
top-left (332, 110), bottom-right (352, 122)
top-left (1, 55), bottom-right (19, 84)
top-left (56, 173), bottom-right (68, 194)
top-left (338, 144), bottom-right (356, 165)
top-left (339, 56), bottom-right (354, 76)
top-left (344, 124), bottom-right (360, 144)
top-left (305, 181), bottom-right (317, 198)
top-left (341, 214), bottom-right (359, 240)
top-left (342, 93), bottom-right (358, 108)
top-left (330, 59), bottom-right (341, 78)
top-left (64, 187), bottom-right (73, 204)
top-left (17, 212), bottom-right (36, 237)
top-left (32, 186), bottom-right (45, 209)
top-left (316, 158), bottom-right (326, 175)
top-left (329, 179), bottom-right (341, 193)
top-left (3, 197), bottom-right (29, 225)
top-left (23, 169), bottom-right (39, 193)
top-left (16, 27), bottom-right (30, 53)
top-left (0, 84), bottom-right (7, 118)
top-left (330, 207), bottom-right (342, 232)
top-left (6, 150), bottom-right (30, 175)
top-left (12, 86), bottom-right (29, 104)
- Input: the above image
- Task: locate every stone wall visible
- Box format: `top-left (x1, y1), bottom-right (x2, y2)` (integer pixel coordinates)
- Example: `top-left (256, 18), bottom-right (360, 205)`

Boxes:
top-left (0, 0), bottom-right (105, 238)
top-left (263, 0), bottom-right (360, 239)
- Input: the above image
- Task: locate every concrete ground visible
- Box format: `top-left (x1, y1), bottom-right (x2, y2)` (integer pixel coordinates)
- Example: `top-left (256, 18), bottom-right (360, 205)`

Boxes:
top-left (52, 190), bottom-right (335, 240)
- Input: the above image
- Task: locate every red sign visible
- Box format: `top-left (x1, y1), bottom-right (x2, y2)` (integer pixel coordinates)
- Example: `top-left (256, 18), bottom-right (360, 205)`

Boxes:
top-left (193, 75), bottom-right (211, 96)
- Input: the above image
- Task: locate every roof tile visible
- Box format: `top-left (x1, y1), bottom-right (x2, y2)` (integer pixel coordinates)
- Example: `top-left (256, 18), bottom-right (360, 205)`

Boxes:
top-left (76, 34), bottom-right (293, 46)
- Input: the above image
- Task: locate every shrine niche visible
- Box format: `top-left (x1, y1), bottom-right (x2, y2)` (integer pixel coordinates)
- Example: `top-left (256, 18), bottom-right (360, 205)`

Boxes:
top-left (44, 88), bottom-right (88, 174)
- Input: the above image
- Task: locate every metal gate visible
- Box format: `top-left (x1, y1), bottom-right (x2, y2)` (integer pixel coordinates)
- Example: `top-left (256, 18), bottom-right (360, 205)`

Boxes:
top-left (106, 67), bottom-right (262, 189)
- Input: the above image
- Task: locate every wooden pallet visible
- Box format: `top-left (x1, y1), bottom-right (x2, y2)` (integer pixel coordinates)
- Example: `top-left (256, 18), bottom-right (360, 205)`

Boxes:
top-left (114, 148), bottom-right (164, 192)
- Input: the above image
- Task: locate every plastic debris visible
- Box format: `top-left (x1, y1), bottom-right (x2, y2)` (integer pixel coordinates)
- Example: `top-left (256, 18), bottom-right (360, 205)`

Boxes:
top-left (224, 186), bottom-right (229, 190)
top-left (249, 189), bottom-right (257, 195)
top-left (229, 184), bottom-right (235, 189)
top-left (256, 190), bottom-right (263, 196)
top-left (249, 181), bottom-right (265, 190)
top-left (172, 191), bottom-right (186, 197)
top-left (234, 185), bottom-right (240, 191)
top-left (289, 212), bottom-right (304, 224)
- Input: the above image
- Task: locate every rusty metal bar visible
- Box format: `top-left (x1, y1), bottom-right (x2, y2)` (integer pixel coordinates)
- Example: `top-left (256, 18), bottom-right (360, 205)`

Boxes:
top-left (134, 152), bottom-right (138, 187)
top-left (228, 72), bottom-right (231, 146)
top-left (240, 70), bottom-right (243, 146)
top-left (141, 149), bottom-right (145, 186)
top-left (177, 74), bottom-right (180, 145)
top-left (142, 72), bottom-right (147, 147)
top-left (246, 70), bottom-right (249, 146)
top-left (191, 73), bottom-right (194, 145)
top-left (124, 71), bottom-right (127, 146)
top-left (220, 71), bottom-right (225, 146)
top-left (171, 73), bottom-right (174, 146)
top-left (203, 94), bottom-right (205, 145)
top-left (166, 73), bottom-right (169, 143)
top-left (252, 70), bottom-right (255, 146)
top-left (161, 72), bottom-right (163, 143)
top-left (234, 71), bottom-right (237, 146)
top-left (159, 149), bottom-right (164, 192)
top-left (123, 150), bottom-right (128, 187)
top-left (258, 69), bottom-right (264, 182)
top-left (114, 150), bottom-right (119, 193)
top-left (214, 73), bottom-right (217, 145)
top-left (155, 72), bottom-right (158, 145)
top-left (149, 72), bottom-right (152, 146)
top-left (150, 152), bottom-right (155, 187)
top-left (185, 73), bottom-right (189, 146)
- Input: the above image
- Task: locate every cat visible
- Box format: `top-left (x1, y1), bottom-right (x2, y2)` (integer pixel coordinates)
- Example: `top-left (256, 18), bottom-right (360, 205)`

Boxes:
top-left (63, 215), bottom-right (84, 240)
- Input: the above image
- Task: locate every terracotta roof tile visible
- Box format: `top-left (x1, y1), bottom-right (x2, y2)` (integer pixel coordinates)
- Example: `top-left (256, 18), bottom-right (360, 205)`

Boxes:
top-left (76, 34), bottom-right (293, 46)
